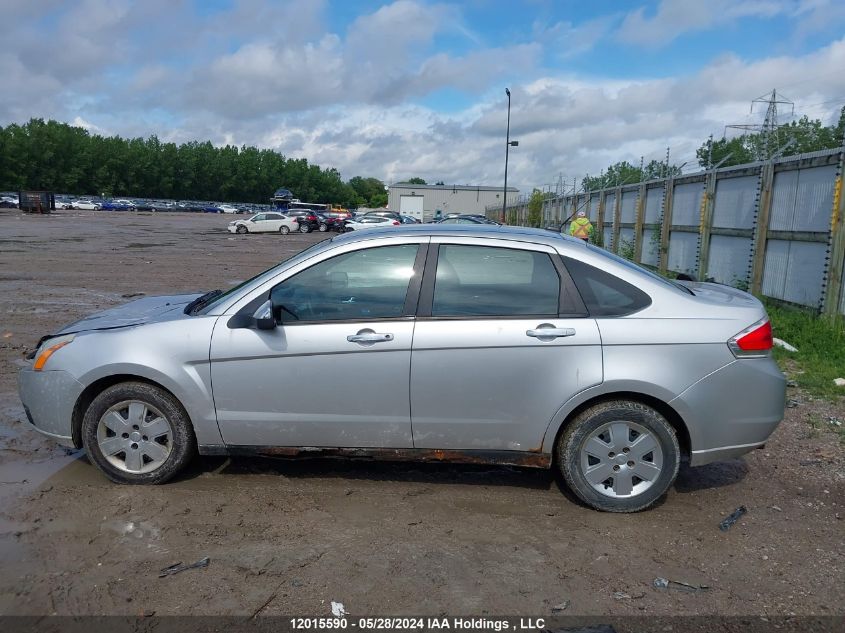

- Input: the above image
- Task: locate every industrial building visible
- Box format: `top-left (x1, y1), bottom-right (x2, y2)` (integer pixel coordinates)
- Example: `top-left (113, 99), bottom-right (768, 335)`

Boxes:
top-left (387, 183), bottom-right (519, 221)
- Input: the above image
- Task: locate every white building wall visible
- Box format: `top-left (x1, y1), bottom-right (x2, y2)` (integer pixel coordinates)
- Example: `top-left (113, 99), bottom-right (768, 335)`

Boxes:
top-left (387, 185), bottom-right (519, 221)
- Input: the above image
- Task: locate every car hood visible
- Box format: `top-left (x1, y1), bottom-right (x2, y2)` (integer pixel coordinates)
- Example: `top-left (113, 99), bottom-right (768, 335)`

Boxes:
top-left (54, 293), bottom-right (203, 335)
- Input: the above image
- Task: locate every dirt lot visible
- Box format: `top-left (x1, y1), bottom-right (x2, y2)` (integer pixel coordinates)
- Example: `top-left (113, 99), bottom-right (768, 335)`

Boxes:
top-left (0, 209), bottom-right (843, 621)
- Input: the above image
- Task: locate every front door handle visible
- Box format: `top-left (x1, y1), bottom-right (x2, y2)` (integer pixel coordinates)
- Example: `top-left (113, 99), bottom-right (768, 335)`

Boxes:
top-left (347, 329), bottom-right (394, 344)
top-left (526, 326), bottom-right (576, 339)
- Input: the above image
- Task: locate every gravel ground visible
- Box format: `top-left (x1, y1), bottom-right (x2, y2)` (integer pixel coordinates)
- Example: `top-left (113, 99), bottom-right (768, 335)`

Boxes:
top-left (0, 209), bottom-right (843, 621)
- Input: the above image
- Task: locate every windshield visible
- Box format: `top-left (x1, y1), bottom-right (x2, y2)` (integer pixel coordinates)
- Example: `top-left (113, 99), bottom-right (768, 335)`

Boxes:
top-left (585, 243), bottom-right (694, 295)
top-left (196, 240), bottom-right (332, 314)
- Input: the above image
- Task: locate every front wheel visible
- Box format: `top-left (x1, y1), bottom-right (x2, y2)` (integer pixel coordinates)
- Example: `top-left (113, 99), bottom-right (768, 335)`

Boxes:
top-left (299, 224), bottom-right (311, 233)
top-left (82, 382), bottom-right (196, 485)
top-left (236, 225), bottom-right (248, 234)
top-left (318, 222), bottom-right (328, 232)
top-left (557, 400), bottom-right (680, 512)
top-left (280, 225), bottom-right (290, 235)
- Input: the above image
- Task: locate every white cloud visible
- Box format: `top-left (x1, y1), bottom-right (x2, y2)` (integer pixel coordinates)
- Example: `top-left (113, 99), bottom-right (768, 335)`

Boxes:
top-left (617, 0), bottom-right (790, 47)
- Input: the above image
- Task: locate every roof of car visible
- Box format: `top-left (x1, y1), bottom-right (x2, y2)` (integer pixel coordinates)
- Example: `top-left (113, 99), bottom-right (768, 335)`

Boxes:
top-left (331, 223), bottom-right (586, 248)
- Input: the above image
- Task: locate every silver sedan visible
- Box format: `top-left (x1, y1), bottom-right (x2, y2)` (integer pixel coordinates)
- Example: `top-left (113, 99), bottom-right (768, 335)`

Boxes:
top-left (18, 225), bottom-right (785, 511)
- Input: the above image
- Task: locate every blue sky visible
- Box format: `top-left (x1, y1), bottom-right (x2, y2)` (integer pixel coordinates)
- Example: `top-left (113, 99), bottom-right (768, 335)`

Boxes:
top-left (2, 0), bottom-right (845, 192)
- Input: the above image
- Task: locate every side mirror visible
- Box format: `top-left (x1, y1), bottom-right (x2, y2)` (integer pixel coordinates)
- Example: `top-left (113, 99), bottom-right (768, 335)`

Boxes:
top-left (227, 300), bottom-right (277, 330)
top-left (253, 299), bottom-right (276, 330)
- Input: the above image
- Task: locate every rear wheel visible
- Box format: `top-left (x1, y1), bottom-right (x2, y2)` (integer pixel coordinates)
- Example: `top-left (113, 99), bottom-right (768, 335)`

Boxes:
top-left (236, 225), bottom-right (247, 234)
top-left (557, 400), bottom-right (680, 512)
top-left (82, 382), bottom-right (196, 485)
top-left (280, 225), bottom-right (290, 235)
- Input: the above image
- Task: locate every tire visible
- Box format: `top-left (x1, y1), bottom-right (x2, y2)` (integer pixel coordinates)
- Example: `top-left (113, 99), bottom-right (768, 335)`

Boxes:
top-left (81, 381), bottom-right (196, 485)
top-left (280, 225), bottom-right (290, 235)
top-left (299, 223), bottom-right (311, 234)
top-left (318, 222), bottom-right (328, 232)
top-left (557, 400), bottom-right (680, 512)
top-left (236, 225), bottom-right (248, 234)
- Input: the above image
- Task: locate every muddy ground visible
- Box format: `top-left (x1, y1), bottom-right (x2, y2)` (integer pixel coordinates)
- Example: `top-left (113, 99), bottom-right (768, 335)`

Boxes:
top-left (0, 209), bottom-right (843, 620)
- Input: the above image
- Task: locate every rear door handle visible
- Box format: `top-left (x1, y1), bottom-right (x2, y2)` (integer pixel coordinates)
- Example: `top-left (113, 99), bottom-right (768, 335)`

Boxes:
top-left (526, 327), bottom-right (576, 339)
top-left (347, 331), bottom-right (394, 343)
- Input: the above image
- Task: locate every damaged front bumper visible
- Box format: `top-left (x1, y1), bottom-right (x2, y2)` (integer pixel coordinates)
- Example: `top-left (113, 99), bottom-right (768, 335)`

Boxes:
top-left (17, 368), bottom-right (85, 448)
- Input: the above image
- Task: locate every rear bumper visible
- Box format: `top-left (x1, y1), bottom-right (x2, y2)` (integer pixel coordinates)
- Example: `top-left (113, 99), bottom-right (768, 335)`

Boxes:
top-left (671, 357), bottom-right (786, 467)
top-left (17, 368), bottom-right (85, 448)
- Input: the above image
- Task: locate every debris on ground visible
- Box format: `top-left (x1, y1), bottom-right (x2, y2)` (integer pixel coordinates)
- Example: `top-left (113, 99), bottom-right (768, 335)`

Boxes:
top-left (787, 399), bottom-right (801, 408)
top-left (158, 556), bottom-right (210, 578)
top-left (653, 577), bottom-right (710, 593)
top-left (719, 505), bottom-right (747, 531)
top-left (773, 338), bottom-right (798, 352)
top-left (612, 591), bottom-right (630, 600)
top-left (829, 417), bottom-right (843, 427)
top-left (800, 459), bottom-right (823, 466)
top-left (121, 292), bottom-right (145, 298)
top-left (551, 600), bottom-right (571, 612)
top-left (769, 505), bottom-right (782, 512)
top-left (834, 378), bottom-right (845, 387)
top-left (331, 601), bottom-right (347, 617)
top-left (786, 379), bottom-right (798, 387)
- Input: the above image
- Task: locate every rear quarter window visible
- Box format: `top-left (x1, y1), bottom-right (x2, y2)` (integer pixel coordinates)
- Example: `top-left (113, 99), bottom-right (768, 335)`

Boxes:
top-left (561, 256), bottom-right (652, 316)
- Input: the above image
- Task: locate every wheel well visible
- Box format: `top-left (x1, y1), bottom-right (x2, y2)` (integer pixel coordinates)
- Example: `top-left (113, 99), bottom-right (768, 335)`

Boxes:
top-left (550, 392), bottom-right (691, 460)
top-left (70, 374), bottom-right (187, 448)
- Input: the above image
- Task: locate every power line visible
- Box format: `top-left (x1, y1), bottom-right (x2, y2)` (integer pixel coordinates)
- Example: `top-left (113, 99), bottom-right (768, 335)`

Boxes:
top-left (725, 89), bottom-right (795, 160)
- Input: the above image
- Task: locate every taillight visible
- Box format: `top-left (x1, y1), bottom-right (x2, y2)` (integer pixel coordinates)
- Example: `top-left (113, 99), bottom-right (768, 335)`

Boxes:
top-left (392, 221), bottom-right (400, 225)
top-left (728, 319), bottom-right (772, 357)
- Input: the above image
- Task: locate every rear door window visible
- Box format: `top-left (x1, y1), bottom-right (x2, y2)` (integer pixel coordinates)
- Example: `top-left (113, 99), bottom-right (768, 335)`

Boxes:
top-left (431, 245), bottom-right (560, 317)
top-left (561, 257), bottom-right (651, 316)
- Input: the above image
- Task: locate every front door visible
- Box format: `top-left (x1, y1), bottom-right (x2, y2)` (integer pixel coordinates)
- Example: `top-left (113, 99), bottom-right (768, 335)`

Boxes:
top-left (210, 242), bottom-right (424, 447)
top-left (410, 239), bottom-right (603, 452)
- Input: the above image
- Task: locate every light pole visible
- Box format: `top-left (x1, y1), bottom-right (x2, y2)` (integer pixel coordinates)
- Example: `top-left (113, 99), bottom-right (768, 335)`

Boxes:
top-left (501, 88), bottom-right (518, 223)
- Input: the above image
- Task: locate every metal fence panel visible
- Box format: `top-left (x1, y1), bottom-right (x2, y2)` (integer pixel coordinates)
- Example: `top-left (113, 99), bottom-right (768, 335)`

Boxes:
top-left (671, 182), bottom-right (703, 226)
top-left (618, 227), bottom-right (635, 251)
top-left (667, 231), bottom-right (698, 275)
top-left (770, 165), bottom-right (836, 232)
top-left (713, 175), bottom-right (757, 229)
top-left (706, 235), bottom-right (752, 286)
top-left (589, 195), bottom-right (600, 220)
top-left (641, 228), bottom-right (659, 266)
top-left (762, 239), bottom-right (827, 306)
top-left (605, 193), bottom-right (616, 222)
top-left (644, 188), bottom-right (662, 223)
top-left (603, 226), bottom-right (613, 250)
top-left (620, 191), bottom-right (637, 223)
top-left (769, 170), bottom-right (798, 231)
top-left (795, 165), bottom-right (837, 232)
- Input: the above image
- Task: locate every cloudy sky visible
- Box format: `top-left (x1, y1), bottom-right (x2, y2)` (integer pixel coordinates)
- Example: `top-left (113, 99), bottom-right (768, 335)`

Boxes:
top-left (3, 0), bottom-right (845, 192)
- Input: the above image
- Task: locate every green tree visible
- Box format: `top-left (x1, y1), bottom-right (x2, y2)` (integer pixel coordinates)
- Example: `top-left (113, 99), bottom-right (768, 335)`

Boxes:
top-left (526, 189), bottom-right (544, 228)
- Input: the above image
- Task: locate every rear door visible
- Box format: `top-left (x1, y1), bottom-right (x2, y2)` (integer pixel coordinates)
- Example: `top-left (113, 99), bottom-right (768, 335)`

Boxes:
top-left (410, 237), bottom-right (603, 452)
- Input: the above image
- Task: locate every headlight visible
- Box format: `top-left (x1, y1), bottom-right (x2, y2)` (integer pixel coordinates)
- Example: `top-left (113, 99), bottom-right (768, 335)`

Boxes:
top-left (33, 334), bottom-right (75, 371)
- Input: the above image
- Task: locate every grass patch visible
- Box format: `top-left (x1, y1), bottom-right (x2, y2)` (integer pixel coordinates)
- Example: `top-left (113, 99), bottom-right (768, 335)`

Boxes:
top-left (766, 301), bottom-right (845, 399)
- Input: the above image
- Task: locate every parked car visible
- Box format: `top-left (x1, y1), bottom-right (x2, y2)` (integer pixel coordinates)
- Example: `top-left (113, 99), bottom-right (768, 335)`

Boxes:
top-left (438, 215), bottom-right (493, 224)
top-left (315, 213), bottom-right (345, 232)
top-left (286, 209), bottom-right (320, 233)
top-left (228, 212), bottom-right (299, 234)
top-left (73, 199), bottom-right (101, 210)
top-left (101, 200), bottom-right (134, 211)
top-left (18, 225), bottom-right (785, 512)
top-left (365, 210), bottom-right (402, 221)
top-left (342, 215), bottom-right (401, 231)
top-left (218, 204), bottom-right (239, 214)
top-left (399, 215), bottom-right (421, 224)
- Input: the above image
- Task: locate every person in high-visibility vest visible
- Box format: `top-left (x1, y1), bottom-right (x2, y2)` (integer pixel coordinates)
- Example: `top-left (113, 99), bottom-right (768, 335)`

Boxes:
top-left (568, 210), bottom-right (594, 242)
